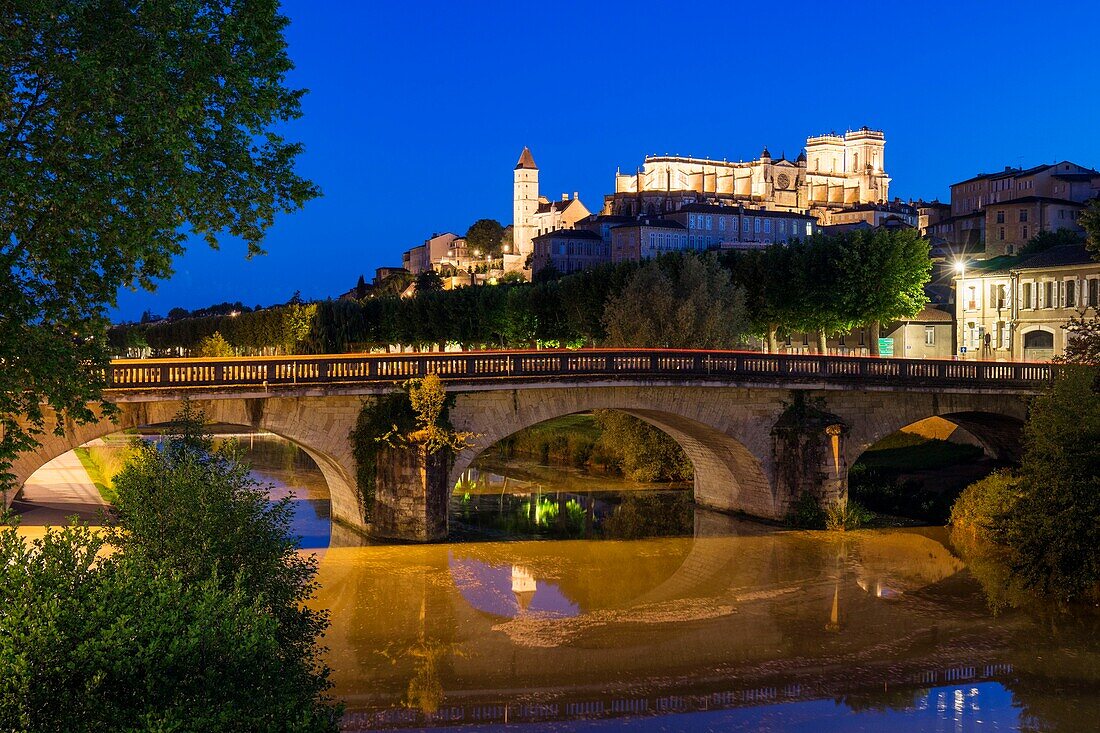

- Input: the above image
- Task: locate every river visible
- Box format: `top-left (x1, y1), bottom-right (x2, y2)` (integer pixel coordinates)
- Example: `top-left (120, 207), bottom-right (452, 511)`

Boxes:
top-left (18, 435), bottom-right (1100, 731)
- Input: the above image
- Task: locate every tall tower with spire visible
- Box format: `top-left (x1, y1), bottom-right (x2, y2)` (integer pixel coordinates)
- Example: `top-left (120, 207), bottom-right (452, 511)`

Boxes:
top-left (513, 147), bottom-right (539, 263)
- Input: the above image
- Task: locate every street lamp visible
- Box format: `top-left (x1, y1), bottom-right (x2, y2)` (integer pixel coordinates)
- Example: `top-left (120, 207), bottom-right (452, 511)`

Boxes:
top-left (953, 260), bottom-right (967, 359)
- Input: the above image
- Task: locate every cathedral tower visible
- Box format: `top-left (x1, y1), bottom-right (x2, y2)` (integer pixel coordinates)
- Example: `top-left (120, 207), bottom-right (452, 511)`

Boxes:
top-left (513, 147), bottom-right (539, 260)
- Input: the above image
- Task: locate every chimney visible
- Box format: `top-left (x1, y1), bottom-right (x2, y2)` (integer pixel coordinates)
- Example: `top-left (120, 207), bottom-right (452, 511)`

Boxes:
top-left (573, 191), bottom-right (579, 200)
top-left (562, 193), bottom-right (569, 201)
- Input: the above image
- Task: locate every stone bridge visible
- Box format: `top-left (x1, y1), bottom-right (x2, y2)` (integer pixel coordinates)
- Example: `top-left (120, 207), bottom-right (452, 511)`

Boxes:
top-left (7, 349), bottom-right (1049, 541)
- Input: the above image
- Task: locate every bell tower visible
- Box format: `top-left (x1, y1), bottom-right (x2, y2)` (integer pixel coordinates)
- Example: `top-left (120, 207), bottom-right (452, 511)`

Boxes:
top-left (513, 147), bottom-right (539, 262)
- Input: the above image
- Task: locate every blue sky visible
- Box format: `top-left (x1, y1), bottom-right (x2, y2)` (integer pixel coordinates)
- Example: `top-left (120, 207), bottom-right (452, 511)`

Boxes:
top-left (112, 0), bottom-right (1100, 321)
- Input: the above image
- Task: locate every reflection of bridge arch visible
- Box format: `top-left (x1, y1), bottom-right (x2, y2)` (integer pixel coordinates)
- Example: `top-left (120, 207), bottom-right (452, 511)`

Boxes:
top-left (448, 386), bottom-right (779, 519)
top-left (10, 397), bottom-right (361, 523)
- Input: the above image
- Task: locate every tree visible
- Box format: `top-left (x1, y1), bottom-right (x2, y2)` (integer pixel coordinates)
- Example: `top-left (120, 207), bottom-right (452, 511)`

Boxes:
top-left (355, 274), bottom-right (368, 300)
top-left (1018, 227), bottom-right (1084, 257)
top-left (196, 331), bottom-right (234, 358)
top-left (835, 228), bottom-right (932, 355)
top-left (602, 253), bottom-right (746, 348)
top-left (1060, 310), bottom-right (1100, 366)
top-left (415, 269), bottom-right (444, 294)
top-left (1081, 199), bottom-right (1100, 259)
top-left (465, 219), bottom-right (505, 258)
top-left (1000, 366), bottom-right (1100, 603)
top-left (1, 1), bottom-right (318, 492)
top-left (593, 409), bottom-right (693, 482)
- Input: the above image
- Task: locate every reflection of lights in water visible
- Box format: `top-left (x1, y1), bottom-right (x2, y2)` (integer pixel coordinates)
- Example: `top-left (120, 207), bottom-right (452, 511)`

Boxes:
top-left (856, 576), bottom-right (902, 599)
top-left (449, 554), bottom-right (579, 619)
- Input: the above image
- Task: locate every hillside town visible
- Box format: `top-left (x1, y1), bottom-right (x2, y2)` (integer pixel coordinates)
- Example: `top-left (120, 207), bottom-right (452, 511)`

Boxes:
top-left (363, 128), bottom-right (1100, 362)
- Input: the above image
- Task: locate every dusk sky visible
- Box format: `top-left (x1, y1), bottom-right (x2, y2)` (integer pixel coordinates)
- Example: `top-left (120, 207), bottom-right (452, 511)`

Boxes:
top-left (112, 0), bottom-right (1100, 321)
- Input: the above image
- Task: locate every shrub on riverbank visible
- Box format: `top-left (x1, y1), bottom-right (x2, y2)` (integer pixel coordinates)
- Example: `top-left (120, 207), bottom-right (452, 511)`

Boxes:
top-left (1, 403), bottom-right (341, 731)
top-left (949, 366), bottom-right (1100, 604)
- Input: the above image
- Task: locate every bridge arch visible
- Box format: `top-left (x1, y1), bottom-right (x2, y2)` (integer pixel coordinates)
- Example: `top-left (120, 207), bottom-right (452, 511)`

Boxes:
top-left (9, 397), bottom-right (364, 527)
top-left (845, 403), bottom-right (1029, 468)
top-left (448, 386), bottom-right (780, 519)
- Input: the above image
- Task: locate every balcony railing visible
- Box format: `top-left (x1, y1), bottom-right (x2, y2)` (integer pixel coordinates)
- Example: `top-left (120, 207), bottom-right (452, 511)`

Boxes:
top-left (104, 349), bottom-right (1055, 392)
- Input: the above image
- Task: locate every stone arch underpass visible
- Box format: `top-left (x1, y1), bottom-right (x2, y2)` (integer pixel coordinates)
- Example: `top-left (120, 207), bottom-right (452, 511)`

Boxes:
top-left (9, 382), bottom-right (1035, 542)
top-left (8, 396), bottom-right (366, 529)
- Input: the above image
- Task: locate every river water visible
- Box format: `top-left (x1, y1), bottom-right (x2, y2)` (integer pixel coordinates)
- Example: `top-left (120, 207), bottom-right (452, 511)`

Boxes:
top-left (27, 435), bottom-right (1100, 731)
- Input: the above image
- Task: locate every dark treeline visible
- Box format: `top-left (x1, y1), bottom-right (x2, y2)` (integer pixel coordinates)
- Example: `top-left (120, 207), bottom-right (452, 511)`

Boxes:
top-left (109, 228), bottom-right (931, 357)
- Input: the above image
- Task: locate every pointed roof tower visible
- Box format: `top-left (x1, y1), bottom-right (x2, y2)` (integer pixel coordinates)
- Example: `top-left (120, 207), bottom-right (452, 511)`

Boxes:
top-left (515, 147), bottom-right (538, 170)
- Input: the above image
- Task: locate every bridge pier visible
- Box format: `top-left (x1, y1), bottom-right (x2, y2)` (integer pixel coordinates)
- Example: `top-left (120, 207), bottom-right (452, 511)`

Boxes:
top-left (370, 443), bottom-right (451, 542)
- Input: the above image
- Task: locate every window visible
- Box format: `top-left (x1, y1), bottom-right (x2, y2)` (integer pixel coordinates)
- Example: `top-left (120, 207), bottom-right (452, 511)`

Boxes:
top-left (999, 227), bottom-right (1005, 240)
top-left (1019, 210), bottom-right (1028, 223)
top-left (925, 326), bottom-right (935, 346)
top-left (764, 220), bottom-right (772, 234)
top-left (1022, 226), bottom-right (1028, 240)
top-left (1022, 281), bottom-right (1032, 308)
top-left (996, 211), bottom-right (1005, 224)
top-left (1066, 279), bottom-right (1076, 308)
top-left (706, 216), bottom-right (713, 230)
top-left (743, 218), bottom-right (750, 233)
top-left (1044, 281), bottom-right (1054, 308)
top-left (966, 285), bottom-right (978, 310)
top-left (689, 214), bottom-right (696, 228)
top-left (1090, 279), bottom-right (1099, 307)
top-left (754, 217), bottom-right (761, 234)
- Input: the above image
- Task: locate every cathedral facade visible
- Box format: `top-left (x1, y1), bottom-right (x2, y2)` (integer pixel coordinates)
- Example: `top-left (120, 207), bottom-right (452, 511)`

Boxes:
top-left (603, 127), bottom-right (891, 218)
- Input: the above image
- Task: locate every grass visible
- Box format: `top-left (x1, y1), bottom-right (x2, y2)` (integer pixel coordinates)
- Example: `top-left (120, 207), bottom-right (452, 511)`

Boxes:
top-left (73, 443), bottom-right (139, 505)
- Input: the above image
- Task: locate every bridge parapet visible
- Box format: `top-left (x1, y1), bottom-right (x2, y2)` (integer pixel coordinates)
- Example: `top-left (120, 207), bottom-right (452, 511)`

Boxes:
top-left (106, 350), bottom-right (1055, 393)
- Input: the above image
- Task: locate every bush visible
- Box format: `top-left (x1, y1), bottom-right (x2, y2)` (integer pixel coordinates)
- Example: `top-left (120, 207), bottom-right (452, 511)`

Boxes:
top-left (823, 496), bottom-right (872, 531)
top-left (949, 470), bottom-right (1020, 540)
top-left (787, 491), bottom-right (826, 529)
top-left (1, 403), bottom-right (341, 731)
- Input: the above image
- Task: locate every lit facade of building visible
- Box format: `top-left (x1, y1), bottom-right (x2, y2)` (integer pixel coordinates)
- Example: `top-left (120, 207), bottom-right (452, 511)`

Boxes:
top-left (955, 244), bottom-right (1100, 361)
top-left (512, 147), bottom-right (590, 274)
top-left (603, 128), bottom-right (890, 219)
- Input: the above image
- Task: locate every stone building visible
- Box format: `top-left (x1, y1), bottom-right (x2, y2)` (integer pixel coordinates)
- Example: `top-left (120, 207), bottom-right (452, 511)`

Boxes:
top-left (663, 203), bottom-right (817, 249)
top-left (531, 228), bottom-right (609, 275)
top-left (930, 161), bottom-right (1099, 257)
top-left (603, 127), bottom-right (891, 220)
top-left (955, 243), bottom-right (1100, 361)
top-left (609, 218), bottom-right (691, 263)
top-left (512, 147), bottom-right (590, 271)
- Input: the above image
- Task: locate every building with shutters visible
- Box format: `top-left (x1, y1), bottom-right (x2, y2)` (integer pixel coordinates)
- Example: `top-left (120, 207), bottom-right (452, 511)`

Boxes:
top-left (954, 244), bottom-right (1100, 361)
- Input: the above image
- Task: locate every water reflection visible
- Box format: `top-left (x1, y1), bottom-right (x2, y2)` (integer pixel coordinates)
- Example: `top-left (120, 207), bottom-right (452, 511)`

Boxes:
top-left (84, 435), bottom-right (1095, 731)
top-left (451, 466), bottom-right (692, 540)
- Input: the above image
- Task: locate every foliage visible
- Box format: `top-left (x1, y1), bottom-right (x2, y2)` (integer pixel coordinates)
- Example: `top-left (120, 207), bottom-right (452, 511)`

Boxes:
top-left (465, 218), bottom-right (505, 257)
top-left (0, 0), bottom-right (317, 491)
top-left (1081, 199), bottom-right (1100, 259)
top-left (414, 270), bottom-right (444, 294)
top-left (602, 252), bottom-right (747, 348)
top-left (197, 330), bottom-right (234, 358)
top-left (0, 402), bottom-right (339, 731)
top-left (998, 366), bottom-right (1100, 603)
top-left (1059, 309), bottom-right (1100, 366)
top-left (407, 374), bottom-right (473, 454)
top-left (109, 403), bottom-right (335, 685)
top-left (349, 392), bottom-right (417, 514)
top-left (833, 228), bottom-right (932, 355)
top-left (73, 441), bottom-right (141, 504)
top-left (949, 470), bottom-right (1021, 541)
top-left (1018, 227), bottom-right (1084, 257)
top-left (787, 491), bottom-right (826, 529)
top-left (823, 496), bottom-right (872, 531)
top-left (593, 409), bottom-right (693, 482)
